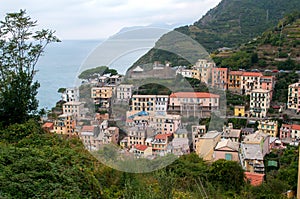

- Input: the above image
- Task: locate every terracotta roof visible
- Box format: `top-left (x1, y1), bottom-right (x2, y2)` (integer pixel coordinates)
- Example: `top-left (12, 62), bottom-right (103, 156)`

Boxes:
top-left (155, 133), bottom-right (173, 140)
top-left (170, 92), bottom-right (219, 98)
top-left (242, 72), bottom-right (263, 77)
top-left (42, 122), bottom-right (53, 128)
top-left (229, 71), bottom-right (243, 75)
top-left (244, 172), bottom-right (265, 186)
top-left (292, 124), bottom-right (300, 131)
top-left (213, 68), bottom-right (228, 71)
top-left (81, 125), bottom-right (95, 132)
top-left (261, 76), bottom-right (273, 79)
top-left (134, 144), bottom-right (148, 151)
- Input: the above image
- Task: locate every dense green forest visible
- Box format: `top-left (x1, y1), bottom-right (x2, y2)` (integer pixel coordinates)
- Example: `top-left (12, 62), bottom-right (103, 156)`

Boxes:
top-left (132, 0), bottom-right (300, 67)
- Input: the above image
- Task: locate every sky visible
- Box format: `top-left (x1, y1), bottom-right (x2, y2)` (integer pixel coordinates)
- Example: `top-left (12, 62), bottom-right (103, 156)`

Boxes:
top-left (0, 0), bottom-right (221, 40)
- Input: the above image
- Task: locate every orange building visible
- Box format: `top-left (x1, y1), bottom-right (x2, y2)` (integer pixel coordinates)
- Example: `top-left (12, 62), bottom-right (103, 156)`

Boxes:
top-left (212, 68), bottom-right (228, 90)
top-left (228, 71), bottom-right (243, 93)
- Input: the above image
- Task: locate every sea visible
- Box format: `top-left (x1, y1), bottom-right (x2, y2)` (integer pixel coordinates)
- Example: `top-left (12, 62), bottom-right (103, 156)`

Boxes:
top-left (35, 27), bottom-right (170, 109)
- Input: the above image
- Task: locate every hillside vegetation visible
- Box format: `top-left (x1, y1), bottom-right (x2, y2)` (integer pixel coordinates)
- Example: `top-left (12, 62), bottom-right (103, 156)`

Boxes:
top-left (132, 0), bottom-right (300, 67)
top-left (213, 12), bottom-right (300, 70)
top-left (0, 120), bottom-right (297, 198)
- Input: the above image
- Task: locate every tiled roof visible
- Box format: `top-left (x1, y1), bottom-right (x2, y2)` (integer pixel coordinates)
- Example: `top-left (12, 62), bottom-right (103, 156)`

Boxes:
top-left (242, 72), bottom-right (263, 77)
top-left (292, 124), bottom-right (300, 131)
top-left (229, 71), bottom-right (243, 75)
top-left (81, 125), bottom-right (95, 132)
top-left (244, 172), bottom-right (264, 186)
top-left (42, 122), bottom-right (53, 128)
top-left (155, 133), bottom-right (173, 140)
top-left (261, 76), bottom-right (273, 79)
top-left (170, 92), bottom-right (219, 98)
top-left (134, 144), bottom-right (148, 151)
top-left (214, 68), bottom-right (228, 71)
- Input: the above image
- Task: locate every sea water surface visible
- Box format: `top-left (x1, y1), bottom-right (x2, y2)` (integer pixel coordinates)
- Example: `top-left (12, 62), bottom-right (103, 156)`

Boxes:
top-left (35, 40), bottom-right (100, 109)
top-left (35, 27), bottom-right (171, 109)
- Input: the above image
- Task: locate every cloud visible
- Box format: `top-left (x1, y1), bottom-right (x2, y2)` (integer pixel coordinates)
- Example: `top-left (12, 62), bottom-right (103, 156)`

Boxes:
top-left (0, 0), bottom-right (221, 39)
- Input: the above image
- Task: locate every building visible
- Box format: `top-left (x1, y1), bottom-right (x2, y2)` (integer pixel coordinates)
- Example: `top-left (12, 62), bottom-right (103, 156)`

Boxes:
top-left (61, 87), bottom-right (79, 102)
top-left (108, 75), bottom-right (123, 86)
top-left (127, 126), bottom-right (148, 147)
top-left (257, 120), bottom-right (278, 137)
top-left (105, 127), bottom-right (119, 145)
top-left (116, 84), bottom-right (134, 102)
top-left (130, 144), bottom-right (153, 158)
top-left (234, 105), bottom-right (245, 117)
top-left (222, 123), bottom-right (241, 142)
top-left (169, 128), bottom-right (190, 156)
top-left (42, 122), bottom-right (54, 132)
top-left (176, 67), bottom-right (200, 80)
top-left (250, 89), bottom-right (271, 118)
top-left (214, 139), bottom-right (239, 162)
top-left (168, 92), bottom-right (220, 117)
top-left (129, 95), bottom-right (169, 115)
top-left (195, 131), bottom-right (221, 161)
top-left (149, 114), bottom-right (181, 134)
top-left (241, 72), bottom-right (263, 95)
top-left (212, 68), bottom-right (228, 90)
top-left (228, 71), bottom-right (243, 93)
top-left (260, 76), bottom-right (275, 98)
top-left (287, 82), bottom-right (300, 113)
top-left (280, 124), bottom-right (300, 140)
top-left (193, 59), bottom-right (216, 84)
top-left (80, 125), bottom-right (100, 151)
top-left (242, 131), bottom-right (270, 157)
top-left (62, 101), bottom-right (85, 119)
top-left (91, 86), bottom-right (113, 108)
top-left (53, 114), bottom-right (76, 136)
top-left (151, 133), bottom-right (173, 155)
top-left (240, 143), bottom-right (265, 174)
top-left (192, 125), bottom-right (206, 151)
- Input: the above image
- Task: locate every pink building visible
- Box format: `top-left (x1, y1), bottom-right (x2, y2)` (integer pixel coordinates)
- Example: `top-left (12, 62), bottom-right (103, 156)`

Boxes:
top-left (168, 92), bottom-right (220, 117)
top-left (214, 139), bottom-right (239, 162)
top-left (280, 124), bottom-right (300, 140)
top-left (260, 76), bottom-right (275, 98)
top-left (212, 68), bottom-right (228, 90)
top-left (241, 72), bottom-right (263, 95)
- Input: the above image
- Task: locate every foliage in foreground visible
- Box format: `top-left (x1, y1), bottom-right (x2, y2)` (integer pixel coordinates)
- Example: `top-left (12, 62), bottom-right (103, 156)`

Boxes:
top-left (0, 120), bottom-right (297, 198)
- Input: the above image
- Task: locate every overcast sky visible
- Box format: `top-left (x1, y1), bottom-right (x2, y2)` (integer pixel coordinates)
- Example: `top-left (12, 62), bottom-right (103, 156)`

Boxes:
top-left (0, 0), bottom-right (221, 40)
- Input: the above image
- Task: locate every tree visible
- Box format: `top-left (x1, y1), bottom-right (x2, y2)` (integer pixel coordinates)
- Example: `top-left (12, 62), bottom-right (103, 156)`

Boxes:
top-left (0, 10), bottom-right (60, 126)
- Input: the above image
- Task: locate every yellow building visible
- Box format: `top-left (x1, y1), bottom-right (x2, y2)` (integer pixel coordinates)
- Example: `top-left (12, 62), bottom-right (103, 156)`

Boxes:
top-left (192, 69), bottom-right (200, 80)
top-left (52, 114), bottom-right (76, 136)
top-left (234, 105), bottom-right (245, 117)
top-left (228, 71), bottom-right (243, 93)
top-left (196, 131), bottom-right (221, 161)
top-left (91, 86), bottom-right (113, 107)
top-left (193, 59), bottom-right (216, 84)
top-left (257, 120), bottom-right (278, 137)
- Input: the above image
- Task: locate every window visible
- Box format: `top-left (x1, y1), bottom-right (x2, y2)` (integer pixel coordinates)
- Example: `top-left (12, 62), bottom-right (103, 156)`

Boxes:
top-left (225, 153), bottom-right (232, 161)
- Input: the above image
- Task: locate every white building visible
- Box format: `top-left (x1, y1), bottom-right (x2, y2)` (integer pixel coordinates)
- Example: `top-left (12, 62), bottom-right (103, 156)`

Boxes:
top-left (116, 84), bottom-right (134, 102)
top-left (62, 101), bottom-right (85, 119)
top-left (250, 89), bottom-right (271, 118)
top-left (287, 82), bottom-right (300, 113)
top-left (61, 87), bottom-right (79, 102)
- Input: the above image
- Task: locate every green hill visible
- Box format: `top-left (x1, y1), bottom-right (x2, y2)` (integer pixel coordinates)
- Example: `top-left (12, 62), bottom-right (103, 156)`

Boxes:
top-left (213, 12), bottom-right (300, 71)
top-left (132, 0), bottom-right (300, 67)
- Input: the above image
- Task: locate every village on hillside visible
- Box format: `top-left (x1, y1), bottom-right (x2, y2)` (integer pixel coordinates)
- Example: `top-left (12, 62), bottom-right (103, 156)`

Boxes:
top-left (42, 58), bottom-right (300, 186)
